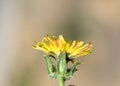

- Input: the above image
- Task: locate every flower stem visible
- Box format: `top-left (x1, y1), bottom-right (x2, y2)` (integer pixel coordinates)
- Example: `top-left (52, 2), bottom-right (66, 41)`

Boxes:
top-left (58, 76), bottom-right (64, 86)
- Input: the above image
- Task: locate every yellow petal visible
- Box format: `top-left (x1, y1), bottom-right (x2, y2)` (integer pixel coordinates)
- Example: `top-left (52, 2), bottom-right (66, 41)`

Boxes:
top-left (32, 42), bottom-right (49, 53)
top-left (69, 41), bottom-right (84, 54)
top-left (64, 42), bottom-right (71, 52)
top-left (59, 35), bottom-right (66, 51)
top-left (59, 35), bottom-right (66, 45)
top-left (69, 43), bottom-right (92, 58)
top-left (44, 35), bottom-right (61, 55)
top-left (54, 38), bottom-right (60, 48)
top-left (43, 35), bottom-right (55, 47)
top-left (67, 40), bottom-right (78, 53)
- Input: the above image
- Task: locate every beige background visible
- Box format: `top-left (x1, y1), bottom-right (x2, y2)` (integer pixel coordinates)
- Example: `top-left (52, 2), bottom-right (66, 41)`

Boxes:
top-left (0, 0), bottom-right (120, 86)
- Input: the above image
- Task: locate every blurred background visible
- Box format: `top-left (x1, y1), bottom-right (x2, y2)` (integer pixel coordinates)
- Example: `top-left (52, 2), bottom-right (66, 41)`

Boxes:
top-left (0, 0), bottom-right (120, 86)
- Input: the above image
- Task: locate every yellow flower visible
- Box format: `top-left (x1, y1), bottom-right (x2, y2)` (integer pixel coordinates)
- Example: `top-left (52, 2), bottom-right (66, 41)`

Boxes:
top-left (33, 35), bottom-right (93, 58)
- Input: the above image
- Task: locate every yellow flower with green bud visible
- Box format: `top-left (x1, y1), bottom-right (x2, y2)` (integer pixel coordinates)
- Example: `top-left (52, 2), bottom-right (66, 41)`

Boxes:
top-left (33, 35), bottom-right (93, 86)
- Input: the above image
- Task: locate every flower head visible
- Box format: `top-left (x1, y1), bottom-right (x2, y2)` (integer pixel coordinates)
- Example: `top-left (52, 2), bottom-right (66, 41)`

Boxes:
top-left (33, 35), bottom-right (93, 58)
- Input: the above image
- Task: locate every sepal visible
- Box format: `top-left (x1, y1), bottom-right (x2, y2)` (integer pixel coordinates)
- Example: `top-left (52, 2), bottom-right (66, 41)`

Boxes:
top-left (44, 55), bottom-right (57, 79)
top-left (64, 62), bottom-right (80, 80)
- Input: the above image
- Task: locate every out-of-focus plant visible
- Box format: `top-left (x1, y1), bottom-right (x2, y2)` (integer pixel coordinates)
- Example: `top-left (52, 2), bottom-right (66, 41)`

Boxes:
top-left (33, 35), bottom-right (93, 86)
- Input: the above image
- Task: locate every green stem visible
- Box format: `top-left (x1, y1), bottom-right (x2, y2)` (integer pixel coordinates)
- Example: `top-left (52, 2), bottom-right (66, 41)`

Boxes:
top-left (58, 76), bottom-right (64, 86)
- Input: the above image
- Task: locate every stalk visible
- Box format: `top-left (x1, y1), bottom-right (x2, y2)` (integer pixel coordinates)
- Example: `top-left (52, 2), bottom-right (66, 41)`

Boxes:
top-left (58, 75), bottom-right (64, 86)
